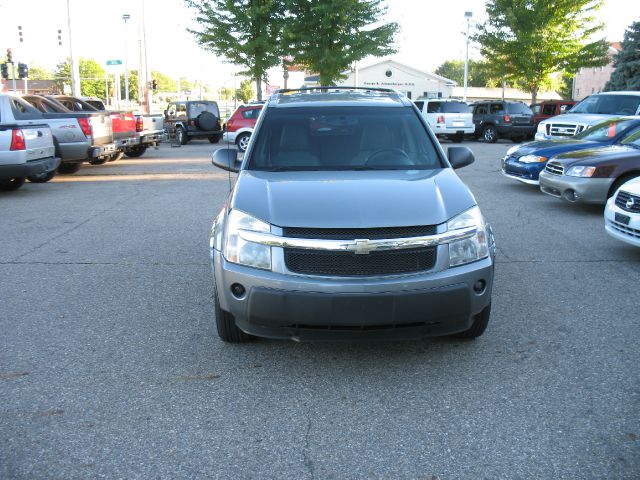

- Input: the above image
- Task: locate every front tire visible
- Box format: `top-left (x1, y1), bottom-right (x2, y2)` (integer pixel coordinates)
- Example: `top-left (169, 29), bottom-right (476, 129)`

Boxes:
top-left (454, 303), bottom-right (491, 339)
top-left (208, 135), bottom-right (222, 144)
top-left (483, 126), bottom-right (498, 143)
top-left (57, 162), bottom-right (82, 174)
top-left (236, 132), bottom-right (251, 152)
top-left (27, 171), bottom-right (56, 183)
top-left (214, 284), bottom-right (253, 343)
top-left (176, 127), bottom-right (188, 145)
top-left (0, 177), bottom-right (26, 191)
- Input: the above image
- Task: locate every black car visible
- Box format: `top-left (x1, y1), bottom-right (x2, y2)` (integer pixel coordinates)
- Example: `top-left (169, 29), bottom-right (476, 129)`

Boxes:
top-left (472, 100), bottom-right (535, 143)
top-left (164, 100), bottom-right (223, 145)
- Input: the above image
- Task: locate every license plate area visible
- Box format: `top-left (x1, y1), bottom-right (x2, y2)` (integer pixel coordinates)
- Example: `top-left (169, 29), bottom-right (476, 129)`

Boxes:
top-left (615, 212), bottom-right (631, 225)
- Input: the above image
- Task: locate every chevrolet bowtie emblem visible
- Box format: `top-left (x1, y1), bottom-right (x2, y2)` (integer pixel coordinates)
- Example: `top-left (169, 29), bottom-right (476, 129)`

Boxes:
top-left (354, 239), bottom-right (373, 254)
top-left (627, 197), bottom-right (635, 209)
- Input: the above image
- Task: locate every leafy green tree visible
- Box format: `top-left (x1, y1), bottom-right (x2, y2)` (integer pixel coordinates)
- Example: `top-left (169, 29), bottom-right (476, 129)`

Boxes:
top-left (151, 70), bottom-right (177, 92)
top-left (120, 69), bottom-right (139, 102)
top-left (26, 64), bottom-right (53, 80)
top-left (236, 79), bottom-right (255, 103)
top-left (605, 21), bottom-right (640, 91)
top-left (187, 0), bottom-right (285, 101)
top-left (283, 0), bottom-right (398, 85)
top-left (473, 0), bottom-right (609, 103)
top-left (219, 86), bottom-right (235, 101)
top-left (435, 59), bottom-right (505, 88)
top-left (55, 57), bottom-right (109, 98)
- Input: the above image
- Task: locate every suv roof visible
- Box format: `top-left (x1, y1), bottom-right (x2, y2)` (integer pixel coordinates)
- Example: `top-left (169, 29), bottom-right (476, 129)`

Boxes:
top-left (269, 87), bottom-right (412, 108)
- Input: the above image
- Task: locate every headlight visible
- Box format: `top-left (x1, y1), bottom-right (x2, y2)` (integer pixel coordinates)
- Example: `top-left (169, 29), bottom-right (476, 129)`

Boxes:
top-left (518, 154), bottom-right (548, 164)
top-left (537, 122), bottom-right (546, 134)
top-left (447, 206), bottom-right (490, 267)
top-left (506, 145), bottom-right (520, 156)
top-left (566, 165), bottom-right (596, 177)
top-left (223, 210), bottom-right (271, 270)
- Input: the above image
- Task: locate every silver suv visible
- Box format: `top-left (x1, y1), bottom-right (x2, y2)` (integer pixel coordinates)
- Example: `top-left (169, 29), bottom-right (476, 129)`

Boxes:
top-left (209, 87), bottom-right (496, 342)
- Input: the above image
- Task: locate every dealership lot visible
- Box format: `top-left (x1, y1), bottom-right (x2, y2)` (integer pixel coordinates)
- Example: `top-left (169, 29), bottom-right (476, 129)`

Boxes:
top-left (1, 140), bottom-right (639, 478)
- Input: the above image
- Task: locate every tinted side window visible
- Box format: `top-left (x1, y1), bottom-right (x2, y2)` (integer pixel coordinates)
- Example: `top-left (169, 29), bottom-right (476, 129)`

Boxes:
top-left (490, 103), bottom-right (503, 114)
top-left (440, 102), bottom-right (471, 113)
top-left (530, 105), bottom-right (541, 114)
top-left (506, 103), bottom-right (533, 115)
top-left (414, 101), bottom-right (424, 111)
top-left (426, 102), bottom-right (441, 113)
top-left (11, 98), bottom-right (43, 120)
top-left (474, 104), bottom-right (487, 115)
top-left (542, 104), bottom-right (556, 115)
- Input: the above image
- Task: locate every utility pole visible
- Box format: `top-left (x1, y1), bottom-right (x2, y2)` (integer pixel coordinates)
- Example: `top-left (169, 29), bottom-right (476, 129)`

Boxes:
top-left (463, 11), bottom-right (473, 102)
top-left (142, 0), bottom-right (152, 113)
top-left (66, 0), bottom-right (81, 96)
top-left (122, 14), bottom-right (131, 109)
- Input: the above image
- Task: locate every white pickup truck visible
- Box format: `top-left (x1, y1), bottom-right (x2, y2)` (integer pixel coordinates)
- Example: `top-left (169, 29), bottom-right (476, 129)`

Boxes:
top-left (0, 95), bottom-right (58, 191)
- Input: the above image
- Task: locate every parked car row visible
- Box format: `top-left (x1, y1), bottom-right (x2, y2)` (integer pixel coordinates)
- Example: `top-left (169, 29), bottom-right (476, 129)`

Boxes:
top-left (502, 115), bottom-right (640, 247)
top-left (0, 93), bottom-right (165, 190)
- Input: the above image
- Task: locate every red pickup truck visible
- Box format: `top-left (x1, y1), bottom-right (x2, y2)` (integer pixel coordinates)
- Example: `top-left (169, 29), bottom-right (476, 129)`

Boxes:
top-left (51, 95), bottom-right (137, 163)
top-left (530, 100), bottom-right (576, 128)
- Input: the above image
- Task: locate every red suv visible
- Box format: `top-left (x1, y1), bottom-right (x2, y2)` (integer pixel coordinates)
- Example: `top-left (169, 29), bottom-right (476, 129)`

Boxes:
top-left (222, 103), bottom-right (263, 151)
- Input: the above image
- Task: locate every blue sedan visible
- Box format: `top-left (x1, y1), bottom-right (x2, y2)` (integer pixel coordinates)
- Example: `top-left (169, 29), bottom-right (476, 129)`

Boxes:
top-left (501, 117), bottom-right (640, 185)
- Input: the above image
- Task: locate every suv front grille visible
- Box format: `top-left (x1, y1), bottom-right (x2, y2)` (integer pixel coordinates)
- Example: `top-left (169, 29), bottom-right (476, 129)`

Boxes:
top-left (282, 225), bottom-right (438, 276)
top-left (545, 162), bottom-right (564, 176)
top-left (616, 191), bottom-right (640, 213)
top-left (548, 123), bottom-right (584, 137)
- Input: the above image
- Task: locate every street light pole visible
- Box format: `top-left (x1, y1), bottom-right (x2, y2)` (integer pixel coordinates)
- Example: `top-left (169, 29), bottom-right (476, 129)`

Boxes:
top-left (66, 0), bottom-right (81, 96)
top-left (122, 14), bottom-right (131, 109)
top-left (463, 11), bottom-right (473, 102)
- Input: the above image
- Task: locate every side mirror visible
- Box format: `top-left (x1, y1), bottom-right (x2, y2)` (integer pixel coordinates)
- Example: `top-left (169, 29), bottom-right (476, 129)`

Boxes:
top-left (448, 146), bottom-right (475, 169)
top-left (212, 147), bottom-right (241, 173)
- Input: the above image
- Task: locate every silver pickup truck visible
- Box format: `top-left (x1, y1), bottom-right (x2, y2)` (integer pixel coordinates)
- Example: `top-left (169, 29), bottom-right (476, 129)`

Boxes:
top-left (0, 96), bottom-right (58, 190)
top-left (21, 94), bottom-right (115, 174)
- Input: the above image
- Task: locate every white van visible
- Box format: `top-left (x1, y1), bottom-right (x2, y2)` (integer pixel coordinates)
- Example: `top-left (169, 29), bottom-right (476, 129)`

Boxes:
top-left (414, 99), bottom-right (475, 142)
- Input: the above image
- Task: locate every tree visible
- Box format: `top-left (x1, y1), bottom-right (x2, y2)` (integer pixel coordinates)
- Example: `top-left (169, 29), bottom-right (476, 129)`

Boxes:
top-left (605, 21), bottom-right (640, 91)
top-left (236, 79), bottom-right (255, 103)
top-left (187, 0), bottom-right (285, 101)
top-left (55, 57), bottom-right (109, 98)
top-left (27, 64), bottom-right (53, 80)
top-left (219, 86), bottom-right (235, 101)
top-left (283, 0), bottom-right (398, 86)
top-left (435, 59), bottom-right (504, 88)
top-left (473, 0), bottom-right (609, 103)
top-left (151, 70), bottom-right (177, 92)
top-left (120, 69), bottom-right (139, 102)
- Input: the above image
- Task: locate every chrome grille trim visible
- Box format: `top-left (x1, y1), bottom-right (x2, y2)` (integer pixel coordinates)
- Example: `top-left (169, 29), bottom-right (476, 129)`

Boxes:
top-left (545, 162), bottom-right (564, 176)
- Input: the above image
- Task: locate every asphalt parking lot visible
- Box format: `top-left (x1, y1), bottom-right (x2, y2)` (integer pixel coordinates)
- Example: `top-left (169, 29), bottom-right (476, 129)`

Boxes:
top-left (1, 139), bottom-right (639, 479)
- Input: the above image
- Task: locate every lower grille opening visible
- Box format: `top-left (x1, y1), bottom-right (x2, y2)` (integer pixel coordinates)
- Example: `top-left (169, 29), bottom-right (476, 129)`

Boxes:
top-left (283, 321), bottom-right (441, 331)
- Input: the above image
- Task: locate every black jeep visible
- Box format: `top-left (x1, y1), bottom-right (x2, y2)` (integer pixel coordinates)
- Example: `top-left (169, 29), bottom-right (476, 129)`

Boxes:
top-left (472, 100), bottom-right (535, 143)
top-left (164, 101), bottom-right (223, 145)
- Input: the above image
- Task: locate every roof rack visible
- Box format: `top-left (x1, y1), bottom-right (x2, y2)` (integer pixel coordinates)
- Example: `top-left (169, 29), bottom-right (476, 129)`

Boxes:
top-left (275, 86), bottom-right (397, 94)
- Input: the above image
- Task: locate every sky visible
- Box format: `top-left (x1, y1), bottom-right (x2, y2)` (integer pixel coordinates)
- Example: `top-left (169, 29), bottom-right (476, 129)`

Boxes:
top-left (0, 0), bottom-right (638, 91)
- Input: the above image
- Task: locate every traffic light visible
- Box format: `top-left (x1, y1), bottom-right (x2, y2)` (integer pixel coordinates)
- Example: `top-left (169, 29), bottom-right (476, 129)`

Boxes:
top-left (6, 48), bottom-right (12, 63)
top-left (151, 79), bottom-right (158, 90)
top-left (1, 64), bottom-right (8, 80)
top-left (18, 63), bottom-right (28, 79)
top-left (18, 26), bottom-right (23, 43)
top-left (58, 29), bottom-right (62, 46)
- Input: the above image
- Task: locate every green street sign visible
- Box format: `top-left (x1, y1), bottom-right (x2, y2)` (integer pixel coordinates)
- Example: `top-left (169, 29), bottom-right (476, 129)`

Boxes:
top-left (106, 60), bottom-right (122, 66)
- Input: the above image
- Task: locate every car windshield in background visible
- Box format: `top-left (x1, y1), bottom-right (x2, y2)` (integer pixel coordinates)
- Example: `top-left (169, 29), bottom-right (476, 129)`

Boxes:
top-left (190, 102), bottom-right (219, 116)
top-left (246, 106), bottom-right (442, 171)
top-left (570, 94), bottom-right (640, 115)
top-left (440, 101), bottom-right (471, 113)
top-left (506, 103), bottom-right (533, 115)
top-left (574, 118), bottom-right (640, 142)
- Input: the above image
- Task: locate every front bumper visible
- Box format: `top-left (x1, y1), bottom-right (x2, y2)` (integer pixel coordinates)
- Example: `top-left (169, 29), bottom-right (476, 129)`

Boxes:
top-left (501, 156), bottom-right (545, 185)
top-left (539, 170), bottom-right (614, 204)
top-left (0, 156), bottom-right (60, 180)
top-left (222, 131), bottom-right (237, 144)
top-left (212, 249), bottom-right (494, 341)
top-left (604, 197), bottom-right (640, 247)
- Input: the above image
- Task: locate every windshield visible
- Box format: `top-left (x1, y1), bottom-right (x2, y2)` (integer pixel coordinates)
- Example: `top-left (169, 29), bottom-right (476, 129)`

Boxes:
top-left (506, 103), bottom-right (533, 115)
top-left (574, 118), bottom-right (640, 142)
top-left (190, 102), bottom-right (219, 116)
top-left (247, 106), bottom-right (443, 171)
top-left (570, 94), bottom-right (640, 115)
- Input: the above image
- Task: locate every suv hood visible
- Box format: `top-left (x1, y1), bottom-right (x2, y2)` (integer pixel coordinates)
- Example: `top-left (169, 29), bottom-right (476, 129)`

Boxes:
top-left (231, 169), bottom-right (477, 228)
top-left (552, 145), bottom-right (640, 166)
top-left (541, 113), bottom-right (615, 126)
top-left (513, 139), bottom-right (601, 157)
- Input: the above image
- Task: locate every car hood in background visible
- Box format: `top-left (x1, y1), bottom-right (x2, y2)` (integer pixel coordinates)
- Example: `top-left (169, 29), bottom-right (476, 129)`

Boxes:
top-left (512, 139), bottom-right (602, 158)
top-left (552, 145), bottom-right (640, 166)
top-left (231, 169), bottom-right (477, 228)
top-left (541, 113), bottom-right (617, 126)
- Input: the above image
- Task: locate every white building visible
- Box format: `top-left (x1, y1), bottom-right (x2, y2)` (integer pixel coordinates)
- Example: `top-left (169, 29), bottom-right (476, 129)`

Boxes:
top-left (305, 59), bottom-right (456, 100)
